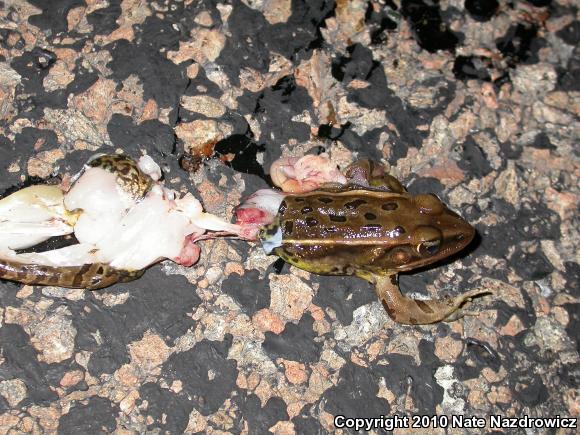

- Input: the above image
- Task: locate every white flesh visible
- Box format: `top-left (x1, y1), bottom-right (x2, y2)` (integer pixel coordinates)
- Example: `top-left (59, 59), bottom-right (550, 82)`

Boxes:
top-left (237, 188), bottom-right (285, 217)
top-left (0, 185), bottom-right (74, 250)
top-left (0, 156), bottom-right (244, 272)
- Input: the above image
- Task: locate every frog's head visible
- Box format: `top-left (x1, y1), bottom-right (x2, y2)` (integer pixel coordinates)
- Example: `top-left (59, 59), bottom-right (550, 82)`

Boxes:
top-left (391, 193), bottom-right (476, 271)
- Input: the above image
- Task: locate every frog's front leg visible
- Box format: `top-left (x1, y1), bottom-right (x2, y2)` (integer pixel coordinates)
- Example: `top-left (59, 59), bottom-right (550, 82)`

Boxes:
top-left (371, 274), bottom-right (489, 325)
top-left (344, 160), bottom-right (406, 193)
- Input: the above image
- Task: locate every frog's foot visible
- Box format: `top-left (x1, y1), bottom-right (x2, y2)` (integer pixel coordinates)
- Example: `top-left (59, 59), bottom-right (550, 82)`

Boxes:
top-left (270, 154), bottom-right (347, 193)
top-left (373, 274), bottom-right (491, 325)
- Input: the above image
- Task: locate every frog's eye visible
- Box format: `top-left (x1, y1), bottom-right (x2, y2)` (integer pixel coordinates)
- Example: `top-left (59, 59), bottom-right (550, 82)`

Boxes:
top-left (418, 239), bottom-right (441, 256)
top-left (413, 226), bottom-right (442, 256)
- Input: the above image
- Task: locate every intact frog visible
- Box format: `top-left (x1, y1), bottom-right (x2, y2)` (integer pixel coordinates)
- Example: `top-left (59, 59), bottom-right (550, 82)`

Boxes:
top-left (249, 156), bottom-right (487, 325)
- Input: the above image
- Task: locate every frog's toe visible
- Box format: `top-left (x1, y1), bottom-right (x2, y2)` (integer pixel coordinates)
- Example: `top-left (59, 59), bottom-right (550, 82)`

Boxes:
top-left (438, 289), bottom-right (492, 322)
top-left (443, 309), bottom-right (480, 323)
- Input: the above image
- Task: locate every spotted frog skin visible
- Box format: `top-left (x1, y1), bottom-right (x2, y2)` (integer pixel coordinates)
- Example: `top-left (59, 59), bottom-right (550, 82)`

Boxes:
top-left (0, 260), bottom-right (143, 290)
top-left (0, 155), bottom-right (150, 289)
top-left (261, 160), bottom-right (486, 324)
top-left (86, 154), bottom-right (154, 200)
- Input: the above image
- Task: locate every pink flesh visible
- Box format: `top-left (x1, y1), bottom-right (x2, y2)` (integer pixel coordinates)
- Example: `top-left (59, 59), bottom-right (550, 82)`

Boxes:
top-left (270, 154), bottom-right (347, 193)
top-left (173, 234), bottom-right (202, 267)
top-left (234, 208), bottom-right (272, 241)
top-left (235, 207), bottom-right (272, 225)
top-left (234, 154), bottom-right (349, 240)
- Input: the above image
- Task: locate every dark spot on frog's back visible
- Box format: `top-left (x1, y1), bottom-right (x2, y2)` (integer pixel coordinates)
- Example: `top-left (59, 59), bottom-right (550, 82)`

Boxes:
top-left (264, 224), bottom-right (279, 237)
top-left (318, 197), bottom-right (333, 204)
top-left (10, 268), bottom-right (22, 280)
top-left (301, 206), bottom-right (313, 214)
top-left (72, 269), bottom-right (85, 287)
top-left (329, 214), bottom-right (347, 223)
top-left (345, 199), bottom-right (366, 210)
top-left (364, 212), bottom-right (377, 220)
top-left (305, 217), bottom-right (318, 226)
top-left (393, 226), bottom-right (405, 235)
top-left (382, 202), bottom-right (398, 211)
top-left (284, 220), bottom-right (293, 235)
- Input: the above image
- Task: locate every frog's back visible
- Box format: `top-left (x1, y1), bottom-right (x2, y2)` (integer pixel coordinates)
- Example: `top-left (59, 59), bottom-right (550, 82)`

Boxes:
top-left (280, 188), bottom-right (411, 241)
top-left (268, 187), bottom-right (475, 277)
top-left (273, 188), bottom-right (415, 275)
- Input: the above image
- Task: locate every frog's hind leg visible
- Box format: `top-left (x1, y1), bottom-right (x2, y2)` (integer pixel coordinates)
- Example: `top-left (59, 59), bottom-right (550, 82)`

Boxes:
top-left (373, 274), bottom-right (490, 325)
top-left (0, 258), bottom-right (144, 289)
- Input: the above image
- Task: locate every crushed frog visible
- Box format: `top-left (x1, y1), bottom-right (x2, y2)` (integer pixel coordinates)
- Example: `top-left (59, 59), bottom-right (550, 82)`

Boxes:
top-left (236, 155), bottom-right (489, 325)
top-left (0, 154), bottom-right (244, 289)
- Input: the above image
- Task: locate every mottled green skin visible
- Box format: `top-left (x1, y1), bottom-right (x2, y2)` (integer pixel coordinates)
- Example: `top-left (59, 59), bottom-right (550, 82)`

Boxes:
top-left (87, 154), bottom-right (154, 200)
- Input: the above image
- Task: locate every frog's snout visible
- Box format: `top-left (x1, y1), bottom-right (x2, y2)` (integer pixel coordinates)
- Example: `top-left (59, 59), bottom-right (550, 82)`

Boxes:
top-left (439, 209), bottom-right (476, 253)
